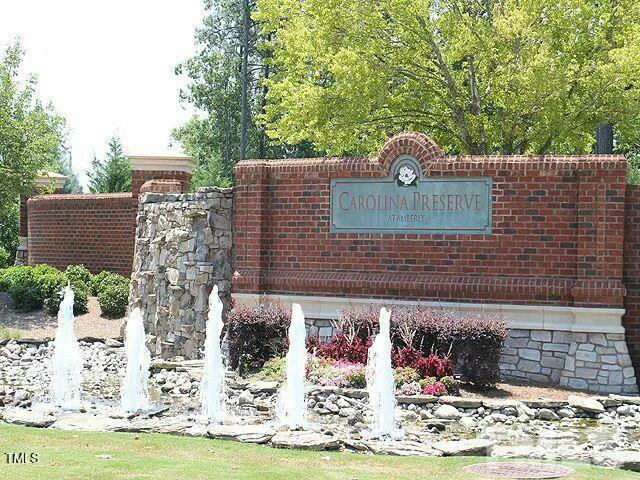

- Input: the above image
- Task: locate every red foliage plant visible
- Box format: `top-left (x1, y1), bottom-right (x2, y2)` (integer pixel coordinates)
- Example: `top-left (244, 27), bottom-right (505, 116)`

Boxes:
top-left (307, 334), bottom-right (371, 365)
top-left (392, 347), bottom-right (454, 378)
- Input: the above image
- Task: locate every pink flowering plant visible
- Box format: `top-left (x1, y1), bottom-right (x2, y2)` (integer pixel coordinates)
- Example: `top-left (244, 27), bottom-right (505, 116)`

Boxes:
top-left (306, 356), bottom-right (366, 388)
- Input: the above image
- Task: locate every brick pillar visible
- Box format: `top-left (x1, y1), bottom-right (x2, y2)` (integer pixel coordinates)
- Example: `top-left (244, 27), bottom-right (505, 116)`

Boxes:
top-left (232, 161), bottom-right (270, 292)
top-left (129, 155), bottom-right (194, 199)
top-left (572, 164), bottom-right (627, 307)
top-left (16, 172), bottom-right (67, 266)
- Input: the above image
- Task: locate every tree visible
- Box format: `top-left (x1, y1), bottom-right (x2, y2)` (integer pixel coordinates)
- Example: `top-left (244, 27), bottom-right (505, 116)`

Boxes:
top-left (255, 0), bottom-right (640, 156)
top-left (0, 40), bottom-right (66, 205)
top-left (173, 0), bottom-right (317, 189)
top-left (55, 143), bottom-right (83, 193)
top-left (87, 135), bottom-right (132, 193)
top-left (0, 40), bottom-right (66, 259)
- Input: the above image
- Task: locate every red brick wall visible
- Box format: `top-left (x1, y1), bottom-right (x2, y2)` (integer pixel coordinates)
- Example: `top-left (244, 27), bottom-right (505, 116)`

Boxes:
top-left (233, 133), bottom-right (627, 308)
top-left (624, 185), bottom-right (640, 370)
top-left (27, 193), bottom-right (136, 275)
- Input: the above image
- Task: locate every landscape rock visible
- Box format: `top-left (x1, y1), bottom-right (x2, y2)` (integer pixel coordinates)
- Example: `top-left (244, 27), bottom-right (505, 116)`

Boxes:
top-left (3, 408), bottom-right (56, 428)
top-left (568, 395), bottom-right (605, 414)
top-left (208, 424), bottom-right (275, 444)
top-left (271, 431), bottom-right (340, 451)
top-left (434, 404), bottom-right (462, 420)
top-left (432, 439), bottom-right (494, 456)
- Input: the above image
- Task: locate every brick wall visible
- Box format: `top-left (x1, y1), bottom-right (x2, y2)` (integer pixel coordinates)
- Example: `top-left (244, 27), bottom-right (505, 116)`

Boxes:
top-left (233, 133), bottom-right (627, 308)
top-left (624, 185), bottom-right (640, 371)
top-left (27, 193), bottom-right (136, 275)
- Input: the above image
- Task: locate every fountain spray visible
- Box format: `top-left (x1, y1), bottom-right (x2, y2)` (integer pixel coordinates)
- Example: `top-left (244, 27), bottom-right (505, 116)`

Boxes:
top-left (200, 285), bottom-right (226, 423)
top-left (278, 303), bottom-right (307, 429)
top-left (120, 307), bottom-right (151, 413)
top-left (51, 286), bottom-right (82, 410)
top-left (366, 307), bottom-right (401, 438)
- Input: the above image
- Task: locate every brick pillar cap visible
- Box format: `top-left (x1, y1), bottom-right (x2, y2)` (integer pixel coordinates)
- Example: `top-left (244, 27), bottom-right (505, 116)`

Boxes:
top-left (129, 155), bottom-right (194, 174)
top-left (139, 179), bottom-right (183, 195)
top-left (35, 171), bottom-right (68, 190)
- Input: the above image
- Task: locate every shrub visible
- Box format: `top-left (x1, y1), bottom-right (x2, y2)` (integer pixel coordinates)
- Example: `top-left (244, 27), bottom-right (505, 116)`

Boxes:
top-left (421, 379), bottom-right (448, 396)
top-left (226, 302), bottom-right (291, 373)
top-left (0, 246), bottom-right (9, 269)
top-left (45, 277), bottom-right (90, 315)
top-left (91, 271), bottom-right (128, 295)
top-left (251, 356), bottom-right (286, 382)
top-left (65, 264), bottom-right (92, 286)
top-left (306, 356), bottom-right (366, 388)
top-left (9, 277), bottom-right (43, 311)
top-left (98, 281), bottom-right (129, 317)
top-left (393, 366), bottom-right (420, 387)
top-left (307, 333), bottom-right (371, 364)
top-left (0, 264), bottom-right (89, 314)
top-left (32, 264), bottom-right (66, 299)
top-left (338, 306), bottom-right (507, 388)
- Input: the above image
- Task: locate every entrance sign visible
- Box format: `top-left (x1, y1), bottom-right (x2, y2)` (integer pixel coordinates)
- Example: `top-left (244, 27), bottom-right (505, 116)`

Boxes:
top-left (330, 155), bottom-right (492, 234)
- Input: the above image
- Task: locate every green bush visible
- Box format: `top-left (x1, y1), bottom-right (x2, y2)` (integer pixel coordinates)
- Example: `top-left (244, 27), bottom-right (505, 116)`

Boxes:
top-left (97, 280), bottom-right (129, 318)
top-left (91, 271), bottom-right (128, 296)
top-left (65, 264), bottom-right (92, 286)
top-left (46, 279), bottom-right (89, 315)
top-left (32, 264), bottom-right (66, 298)
top-left (0, 246), bottom-right (9, 269)
top-left (0, 266), bottom-right (33, 292)
top-left (10, 277), bottom-right (44, 311)
top-left (0, 264), bottom-right (89, 314)
top-left (90, 271), bottom-right (111, 295)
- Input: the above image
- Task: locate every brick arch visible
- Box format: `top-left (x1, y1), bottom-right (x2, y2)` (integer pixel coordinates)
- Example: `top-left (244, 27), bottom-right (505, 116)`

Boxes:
top-left (377, 132), bottom-right (444, 176)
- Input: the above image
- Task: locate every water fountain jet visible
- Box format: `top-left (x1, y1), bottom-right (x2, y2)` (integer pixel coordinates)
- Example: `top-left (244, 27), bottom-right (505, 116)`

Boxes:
top-left (366, 307), bottom-right (401, 439)
top-left (200, 285), bottom-right (226, 424)
top-left (51, 286), bottom-right (82, 410)
top-left (277, 303), bottom-right (307, 429)
top-left (120, 307), bottom-right (151, 413)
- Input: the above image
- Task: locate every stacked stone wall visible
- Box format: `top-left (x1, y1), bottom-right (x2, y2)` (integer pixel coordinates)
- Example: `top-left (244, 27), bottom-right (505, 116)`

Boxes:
top-left (129, 187), bottom-right (233, 358)
top-left (500, 329), bottom-right (638, 394)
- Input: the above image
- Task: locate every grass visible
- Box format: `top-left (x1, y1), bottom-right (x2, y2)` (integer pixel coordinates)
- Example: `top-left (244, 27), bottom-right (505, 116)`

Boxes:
top-left (0, 424), bottom-right (638, 480)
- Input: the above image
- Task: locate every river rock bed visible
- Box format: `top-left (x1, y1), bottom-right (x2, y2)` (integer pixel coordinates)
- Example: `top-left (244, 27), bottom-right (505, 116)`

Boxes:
top-left (1, 339), bottom-right (640, 472)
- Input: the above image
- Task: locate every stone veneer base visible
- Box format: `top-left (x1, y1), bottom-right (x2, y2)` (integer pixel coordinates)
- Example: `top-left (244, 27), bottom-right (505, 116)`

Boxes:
top-left (233, 293), bottom-right (638, 395)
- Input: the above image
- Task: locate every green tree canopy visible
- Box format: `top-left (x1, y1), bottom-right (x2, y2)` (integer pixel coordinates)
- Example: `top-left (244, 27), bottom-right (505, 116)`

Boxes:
top-left (255, 0), bottom-right (640, 156)
top-left (174, 0), bottom-right (318, 189)
top-left (87, 135), bottom-right (132, 193)
top-left (0, 40), bottom-right (67, 205)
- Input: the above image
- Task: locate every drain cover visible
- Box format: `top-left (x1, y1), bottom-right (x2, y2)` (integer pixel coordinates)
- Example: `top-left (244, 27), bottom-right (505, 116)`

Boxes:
top-left (465, 462), bottom-right (575, 479)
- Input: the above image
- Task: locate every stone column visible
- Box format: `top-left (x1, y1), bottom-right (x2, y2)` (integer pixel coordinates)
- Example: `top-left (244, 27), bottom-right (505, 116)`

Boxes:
top-left (16, 172), bottom-right (67, 266)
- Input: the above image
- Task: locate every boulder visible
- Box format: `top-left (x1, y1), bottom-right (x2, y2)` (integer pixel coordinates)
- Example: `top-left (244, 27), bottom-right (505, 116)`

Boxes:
top-left (568, 395), bottom-right (605, 414)
top-left (238, 390), bottom-right (255, 406)
top-left (432, 439), bottom-right (494, 456)
top-left (597, 451), bottom-right (640, 472)
top-left (3, 408), bottom-right (56, 428)
top-left (434, 404), bottom-right (462, 420)
top-left (536, 409), bottom-right (559, 421)
top-left (396, 395), bottom-right (438, 405)
top-left (271, 430), bottom-right (340, 451)
top-left (438, 396), bottom-right (483, 409)
top-left (247, 381), bottom-right (278, 394)
top-left (52, 413), bottom-right (125, 432)
top-left (208, 424), bottom-right (275, 444)
top-left (364, 440), bottom-right (442, 457)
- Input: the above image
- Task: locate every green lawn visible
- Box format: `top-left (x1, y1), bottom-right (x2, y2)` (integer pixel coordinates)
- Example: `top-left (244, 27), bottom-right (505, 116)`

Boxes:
top-left (0, 423), bottom-right (637, 480)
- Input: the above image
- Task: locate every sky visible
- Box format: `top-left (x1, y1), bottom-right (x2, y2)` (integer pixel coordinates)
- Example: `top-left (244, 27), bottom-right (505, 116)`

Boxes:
top-left (0, 0), bottom-right (204, 189)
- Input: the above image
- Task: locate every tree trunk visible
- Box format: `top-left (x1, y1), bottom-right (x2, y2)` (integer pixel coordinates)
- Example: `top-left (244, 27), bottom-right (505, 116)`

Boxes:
top-left (240, 0), bottom-right (250, 160)
top-left (595, 123), bottom-right (614, 154)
